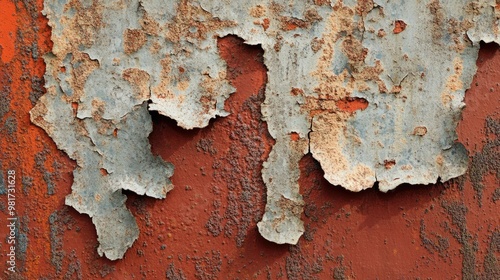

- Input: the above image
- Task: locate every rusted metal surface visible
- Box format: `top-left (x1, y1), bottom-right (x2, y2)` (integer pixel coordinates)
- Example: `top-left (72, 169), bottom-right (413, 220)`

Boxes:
top-left (0, 0), bottom-right (498, 278)
top-left (32, 0), bottom-right (500, 249)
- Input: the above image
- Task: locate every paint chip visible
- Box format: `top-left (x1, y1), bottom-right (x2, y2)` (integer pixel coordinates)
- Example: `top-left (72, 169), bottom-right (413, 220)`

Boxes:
top-left (393, 20), bottom-right (407, 34)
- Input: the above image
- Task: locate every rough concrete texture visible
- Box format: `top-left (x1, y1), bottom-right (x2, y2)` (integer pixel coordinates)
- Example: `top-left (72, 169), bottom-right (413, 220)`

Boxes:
top-left (0, 0), bottom-right (498, 278)
top-left (31, 0), bottom-right (500, 250)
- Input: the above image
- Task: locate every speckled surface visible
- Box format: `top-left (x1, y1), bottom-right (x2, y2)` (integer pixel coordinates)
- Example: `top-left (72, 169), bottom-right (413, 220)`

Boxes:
top-left (0, 0), bottom-right (498, 278)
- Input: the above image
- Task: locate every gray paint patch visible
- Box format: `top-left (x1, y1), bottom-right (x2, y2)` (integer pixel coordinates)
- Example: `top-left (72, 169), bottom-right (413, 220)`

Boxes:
top-left (33, 0), bottom-right (500, 257)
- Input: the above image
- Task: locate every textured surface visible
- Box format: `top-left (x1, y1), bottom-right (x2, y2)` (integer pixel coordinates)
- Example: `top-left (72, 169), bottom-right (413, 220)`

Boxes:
top-left (0, 0), bottom-right (498, 277)
top-left (33, 0), bottom-right (500, 249)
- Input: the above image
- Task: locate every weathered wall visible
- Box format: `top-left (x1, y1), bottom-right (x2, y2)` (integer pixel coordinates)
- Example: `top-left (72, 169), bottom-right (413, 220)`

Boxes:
top-left (0, 0), bottom-right (498, 279)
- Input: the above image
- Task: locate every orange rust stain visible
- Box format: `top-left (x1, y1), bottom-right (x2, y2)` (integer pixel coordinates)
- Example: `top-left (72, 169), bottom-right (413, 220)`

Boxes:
top-left (284, 22), bottom-right (299, 31)
top-left (377, 29), bottom-right (386, 37)
top-left (393, 20), bottom-right (407, 34)
top-left (290, 132), bottom-right (300, 141)
top-left (71, 102), bottom-right (79, 116)
top-left (291, 87), bottom-right (304, 96)
top-left (262, 18), bottom-right (270, 31)
top-left (413, 126), bottom-right (428, 136)
top-left (281, 18), bottom-right (308, 32)
top-left (391, 85), bottom-right (402, 93)
top-left (99, 168), bottom-right (109, 176)
top-left (313, 0), bottom-right (330, 5)
top-left (384, 159), bottom-right (396, 169)
top-left (336, 97), bottom-right (369, 113)
top-left (0, 0), bottom-right (16, 63)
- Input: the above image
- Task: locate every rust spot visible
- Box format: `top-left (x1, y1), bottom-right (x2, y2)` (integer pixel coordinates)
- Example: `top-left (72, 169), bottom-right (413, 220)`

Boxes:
top-left (436, 155), bottom-right (444, 165)
top-left (413, 126), bottom-right (428, 136)
top-left (262, 18), bottom-right (270, 31)
top-left (393, 20), bottom-right (407, 34)
top-left (71, 102), bottom-right (79, 116)
top-left (91, 99), bottom-right (105, 121)
top-left (178, 66), bottom-right (185, 73)
top-left (199, 95), bottom-right (214, 114)
top-left (250, 5), bottom-right (266, 18)
top-left (274, 35), bottom-right (283, 52)
top-left (123, 29), bottom-right (147, 54)
top-left (113, 128), bottom-right (118, 138)
top-left (278, 196), bottom-right (303, 216)
top-left (290, 132), bottom-right (300, 141)
top-left (281, 17), bottom-right (308, 31)
top-left (355, 0), bottom-right (375, 16)
top-left (140, 11), bottom-right (160, 36)
top-left (284, 21), bottom-right (299, 31)
top-left (165, 1), bottom-right (236, 44)
top-left (313, 0), bottom-right (331, 5)
top-left (336, 97), bottom-right (369, 113)
top-left (377, 29), bottom-right (386, 37)
top-left (401, 164), bottom-right (413, 170)
top-left (60, 66), bottom-right (66, 73)
top-left (177, 80), bottom-right (189, 91)
top-left (304, 9), bottom-right (323, 23)
top-left (311, 37), bottom-right (324, 52)
top-left (291, 87), bottom-right (304, 96)
top-left (341, 36), bottom-right (368, 65)
top-left (99, 168), bottom-right (109, 176)
top-left (428, 0), bottom-right (444, 40)
top-left (122, 68), bottom-right (151, 100)
top-left (384, 160), bottom-right (396, 169)
top-left (391, 85), bottom-right (402, 93)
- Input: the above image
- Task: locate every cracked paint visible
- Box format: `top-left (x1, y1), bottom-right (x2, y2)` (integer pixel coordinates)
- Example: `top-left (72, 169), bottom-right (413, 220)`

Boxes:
top-left (32, 0), bottom-right (500, 256)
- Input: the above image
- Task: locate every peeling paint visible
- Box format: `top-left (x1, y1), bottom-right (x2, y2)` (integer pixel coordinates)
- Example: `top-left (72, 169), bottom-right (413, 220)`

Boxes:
top-left (32, 0), bottom-right (500, 254)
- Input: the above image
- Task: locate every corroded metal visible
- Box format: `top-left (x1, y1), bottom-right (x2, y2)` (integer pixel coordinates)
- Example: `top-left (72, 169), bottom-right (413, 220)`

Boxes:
top-left (32, 0), bottom-right (500, 257)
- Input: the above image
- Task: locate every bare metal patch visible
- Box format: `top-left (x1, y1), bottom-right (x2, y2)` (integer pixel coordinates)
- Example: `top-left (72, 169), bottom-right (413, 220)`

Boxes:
top-left (33, 0), bottom-right (500, 256)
